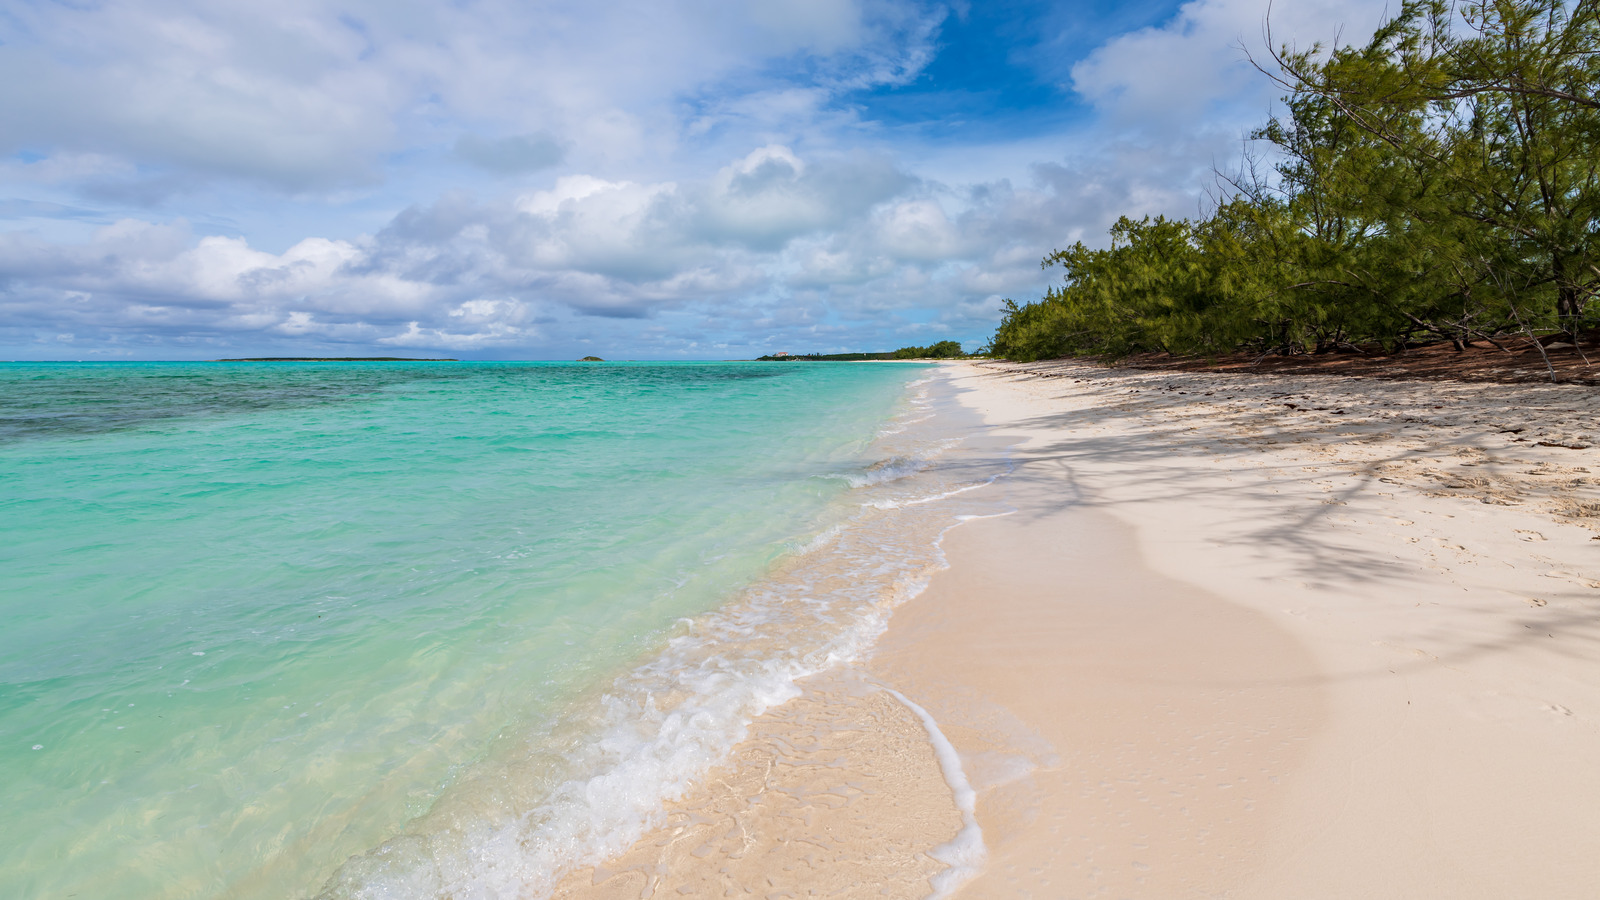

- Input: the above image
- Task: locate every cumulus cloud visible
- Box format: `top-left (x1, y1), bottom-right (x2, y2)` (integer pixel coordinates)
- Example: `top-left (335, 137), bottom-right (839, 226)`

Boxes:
top-left (0, 0), bottom-right (1406, 357)
top-left (0, 143), bottom-right (1104, 353)
top-left (0, 0), bottom-right (943, 194)
top-left (1071, 0), bottom-right (1391, 130)
top-left (0, 2), bottom-right (395, 191)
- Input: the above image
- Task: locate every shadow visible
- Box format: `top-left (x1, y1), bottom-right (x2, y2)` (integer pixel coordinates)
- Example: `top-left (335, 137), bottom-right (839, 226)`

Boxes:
top-left (948, 361), bottom-right (1600, 686)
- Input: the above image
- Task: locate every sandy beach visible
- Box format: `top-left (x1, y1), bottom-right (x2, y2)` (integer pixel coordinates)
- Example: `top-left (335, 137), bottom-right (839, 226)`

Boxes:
top-left (556, 359), bottom-right (1600, 898)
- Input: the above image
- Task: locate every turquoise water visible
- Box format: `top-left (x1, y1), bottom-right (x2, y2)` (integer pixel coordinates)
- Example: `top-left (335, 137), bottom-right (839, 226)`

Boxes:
top-left (0, 361), bottom-right (925, 900)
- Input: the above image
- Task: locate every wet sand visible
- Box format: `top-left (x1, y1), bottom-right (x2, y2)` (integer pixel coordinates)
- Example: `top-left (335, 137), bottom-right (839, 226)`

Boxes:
top-left (555, 360), bottom-right (1600, 898)
top-left (869, 497), bottom-right (1323, 897)
top-left (551, 677), bottom-right (960, 899)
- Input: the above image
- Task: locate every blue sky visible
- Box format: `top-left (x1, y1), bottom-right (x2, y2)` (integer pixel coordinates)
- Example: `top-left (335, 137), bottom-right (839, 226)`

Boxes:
top-left (0, 0), bottom-right (1389, 360)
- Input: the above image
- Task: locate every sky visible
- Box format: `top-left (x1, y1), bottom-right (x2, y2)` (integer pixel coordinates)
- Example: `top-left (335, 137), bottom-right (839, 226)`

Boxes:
top-left (0, 0), bottom-right (1392, 360)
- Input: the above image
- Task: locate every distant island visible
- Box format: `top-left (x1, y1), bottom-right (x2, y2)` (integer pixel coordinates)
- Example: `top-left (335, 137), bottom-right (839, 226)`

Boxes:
top-left (578, 356), bottom-right (605, 361)
top-left (213, 357), bottom-right (458, 362)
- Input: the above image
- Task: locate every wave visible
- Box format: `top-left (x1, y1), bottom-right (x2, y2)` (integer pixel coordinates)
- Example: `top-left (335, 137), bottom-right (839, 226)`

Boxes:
top-left (315, 368), bottom-right (1008, 900)
top-left (882, 686), bottom-right (985, 899)
top-left (845, 454), bottom-right (932, 487)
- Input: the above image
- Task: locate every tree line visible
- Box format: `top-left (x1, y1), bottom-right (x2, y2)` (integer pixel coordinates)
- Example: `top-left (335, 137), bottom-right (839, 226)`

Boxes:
top-left (892, 340), bottom-right (967, 359)
top-left (991, 0), bottom-right (1600, 366)
top-left (757, 341), bottom-right (967, 361)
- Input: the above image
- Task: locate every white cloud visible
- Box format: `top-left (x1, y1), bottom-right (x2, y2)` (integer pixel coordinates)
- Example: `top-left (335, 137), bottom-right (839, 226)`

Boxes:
top-left (0, 143), bottom-right (1086, 353)
top-left (1071, 0), bottom-right (1391, 129)
top-left (0, 0), bottom-right (943, 194)
top-left (0, 0), bottom-right (1408, 357)
top-left (0, 3), bottom-right (394, 190)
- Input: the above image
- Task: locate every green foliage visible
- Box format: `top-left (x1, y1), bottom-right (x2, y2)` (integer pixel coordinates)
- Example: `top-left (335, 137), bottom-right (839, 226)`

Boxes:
top-left (892, 341), bottom-right (967, 359)
top-left (754, 344), bottom-right (966, 361)
top-left (992, 0), bottom-right (1600, 362)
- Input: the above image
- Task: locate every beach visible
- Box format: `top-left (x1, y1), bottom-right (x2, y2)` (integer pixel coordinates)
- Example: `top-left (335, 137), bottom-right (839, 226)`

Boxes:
top-left (12, 360), bottom-right (1596, 898)
top-left (16, 1), bottom-right (1600, 897)
top-left (0, 362), bottom-right (942, 900)
top-left (558, 359), bottom-right (1600, 898)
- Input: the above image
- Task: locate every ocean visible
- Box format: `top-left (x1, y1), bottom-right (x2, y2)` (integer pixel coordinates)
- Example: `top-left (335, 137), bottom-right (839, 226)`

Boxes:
top-left (0, 360), bottom-right (999, 900)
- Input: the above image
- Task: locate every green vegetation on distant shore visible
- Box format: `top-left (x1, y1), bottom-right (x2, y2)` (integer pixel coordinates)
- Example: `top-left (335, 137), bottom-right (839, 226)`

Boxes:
top-left (994, 0), bottom-right (1600, 362)
top-left (215, 357), bottom-right (458, 362)
top-left (890, 340), bottom-right (967, 359)
top-left (758, 341), bottom-right (969, 361)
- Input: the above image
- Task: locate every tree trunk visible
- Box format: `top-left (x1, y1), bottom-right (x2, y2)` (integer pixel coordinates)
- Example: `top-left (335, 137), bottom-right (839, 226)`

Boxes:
top-left (1553, 255), bottom-right (1586, 339)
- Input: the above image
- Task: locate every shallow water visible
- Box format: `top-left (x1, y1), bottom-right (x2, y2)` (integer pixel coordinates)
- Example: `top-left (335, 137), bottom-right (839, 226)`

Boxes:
top-left (0, 361), bottom-right (932, 900)
top-left (311, 367), bottom-right (1013, 900)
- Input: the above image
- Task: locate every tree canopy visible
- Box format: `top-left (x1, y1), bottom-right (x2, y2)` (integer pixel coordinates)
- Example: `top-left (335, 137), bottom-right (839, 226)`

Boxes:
top-left (992, 0), bottom-right (1600, 365)
top-left (893, 340), bottom-right (967, 359)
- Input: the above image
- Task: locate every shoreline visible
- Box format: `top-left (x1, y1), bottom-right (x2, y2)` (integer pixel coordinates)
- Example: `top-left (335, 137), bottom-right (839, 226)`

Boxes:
top-left (924, 360), bottom-right (1600, 897)
top-left (551, 359), bottom-right (1600, 898)
top-left (548, 369), bottom-right (996, 899)
top-left (867, 486), bottom-right (1324, 896)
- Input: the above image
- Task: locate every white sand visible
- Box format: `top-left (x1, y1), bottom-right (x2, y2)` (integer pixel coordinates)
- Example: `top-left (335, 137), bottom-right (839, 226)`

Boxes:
top-left (917, 360), bottom-right (1600, 898)
top-left (552, 360), bottom-right (1600, 898)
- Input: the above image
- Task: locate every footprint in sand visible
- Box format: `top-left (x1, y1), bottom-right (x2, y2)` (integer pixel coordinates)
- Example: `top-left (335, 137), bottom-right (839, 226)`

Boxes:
top-left (1515, 530), bottom-right (1548, 542)
top-left (1542, 703), bottom-right (1575, 717)
top-left (1525, 597), bottom-right (1549, 607)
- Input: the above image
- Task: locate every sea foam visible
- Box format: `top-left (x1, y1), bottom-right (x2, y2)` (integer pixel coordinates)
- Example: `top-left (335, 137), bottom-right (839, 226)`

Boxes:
top-left (1, 361), bottom-right (934, 900)
top-left (316, 367), bottom-right (1011, 900)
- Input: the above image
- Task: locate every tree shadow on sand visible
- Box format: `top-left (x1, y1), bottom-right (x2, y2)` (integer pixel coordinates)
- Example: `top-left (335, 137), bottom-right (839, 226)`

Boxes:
top-left (952, 363), bottom-right (1600, 687)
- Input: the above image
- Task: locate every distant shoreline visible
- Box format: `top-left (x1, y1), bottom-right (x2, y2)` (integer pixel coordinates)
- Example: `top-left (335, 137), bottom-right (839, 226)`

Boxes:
top-left (211, 357), bottom-right (459, 362)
